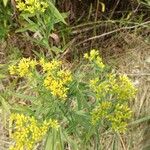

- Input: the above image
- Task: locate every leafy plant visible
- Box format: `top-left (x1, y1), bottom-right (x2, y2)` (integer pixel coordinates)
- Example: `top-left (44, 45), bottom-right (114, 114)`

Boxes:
top-left (14, 0), bottom-right (67, 57)
top-left (0, 2), bottom-right (12, 39)
top-left (2, 0), bottom-right (9, 7)
top-left (7, 49), bottom-right (137, 149)
top-left (139, 0), bottom-right (150, 7)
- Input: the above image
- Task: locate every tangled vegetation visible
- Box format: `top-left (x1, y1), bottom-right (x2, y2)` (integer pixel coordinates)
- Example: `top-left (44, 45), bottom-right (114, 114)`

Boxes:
top-left (0, 0), bottom-right (149, 150)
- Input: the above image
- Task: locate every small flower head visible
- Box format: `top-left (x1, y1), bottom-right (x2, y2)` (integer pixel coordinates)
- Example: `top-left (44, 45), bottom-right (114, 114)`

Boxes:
top-left (112, 75), bottom-right (137, 100)
top-left (84, 49), bottom-right (105, 69)
top-left (40, 58), bottom-right (62, 73)
top-left (91, 101), bottom-right (112, 125)
top-left (8, 65), bottom-right (17, 75)
top-left (108, 104), bottom-right (132, 132)
top-left (15, 0), bottom-right (49, 14)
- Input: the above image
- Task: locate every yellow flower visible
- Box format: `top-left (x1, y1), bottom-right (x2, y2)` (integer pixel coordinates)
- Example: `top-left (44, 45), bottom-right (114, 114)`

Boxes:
top-left (108, 104), bottom-right (132, 132)
top-left (8, 65), bottom-right (17, 75)
top-left (89, 49), bottom-right (99, 61)
top-left (25, 6), bottom-right (35, 14)
top-left (95, 57), bottom-right (105, 69)
top-left (84, 49), bottom-right (105, 69)
top-left (91, 101), bottom-right (112, 125)
top-left (16, 2), bottom-right (26, 11)
top-left (84, 53), bottom-right (89, 59)
top-left (16, 0), bottom-right (48, 14)
top-left (8, 58), bottom-right (37, 77)
top-left (9, 113), bottom-right (59, 150)
top-left (40, 58), bottom-right (62, 73)
top-left (57, 70), bottom-right (72, 84)
top-left (29, 59), bottom-right (37, 68)
top-left (91, 102), bottom-right (132, 133)
top-left (49, 119), bottom-right (60, 130)
top-left (42, 59), bottom-right (72, 100)
top-left (17, 58), bottom-right (30, 77)
top-left (44, 76), bottom-right (69, 99)
top-left (25, 0), bottom-right (35, 5)
top-left (113, 75), bottom-right (137, 100)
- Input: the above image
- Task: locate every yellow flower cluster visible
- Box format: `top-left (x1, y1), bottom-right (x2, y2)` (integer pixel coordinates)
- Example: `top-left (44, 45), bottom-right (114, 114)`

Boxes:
top-left (43, 61), bottom-right (72, 100)
top-left (91, 101), bottom-right (112, 125)
top-left (90, 78), bottom-right (110, 99)
top-left (108, 104), bottom-right (132, 132)
top-left (8, 58), bottom-right (37, 77)
top-left (8, 58), bottom-right (72, 100)
top-left (89, 73), bottom-right (136, 101)
top-left (91, 102), bottom-right (132, 133)
top-left (85, 50), bottom-right (137, 132)
top-left (90, 74), bottom-right (136, 132)
top-left (114, 75), bottom-right (137, 100)
top-left (15, 0), bottom-right (48, 14)
top-left (39, 58), bottom-right (62, 73)
top-left (84, 49), bottom-right (105, 69)
top-left (9, 113), bottom-right (59, 150)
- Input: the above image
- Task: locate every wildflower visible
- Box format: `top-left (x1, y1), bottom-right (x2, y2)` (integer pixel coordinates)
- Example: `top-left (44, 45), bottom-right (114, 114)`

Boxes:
top-left (39, 58), bottom-right (62, 73)
top-left (95, 57), bottom-right (105, 69)
top-left (16, 2), bottom-right (26, 11)
top-left (91, 101), bottom-right (112, 125)
top-left (8, 65), bottom-right (17, 75)
top-left (113, 75), bottom-right (137, 100)
top-left (41, 58), bottom-right (72, 100)
top-left (57, 69), bottom-right (72, 84)
top-left (91, 102), bottom-right (132, 133)
top-left (25, 6), bottom-right (35, 14)
top-left (49, 119), bottom-right (60, 130)
top-left (9, 113), bottom-right (59, 150)
top-left (83, 53), bottom-right (89, 59)
top-left (8, 58), bottom-right (37, 77)
top-left (84, 49), bottom-right (99, 61)
top-left (89, 49), bottom-right (99, 61)
top-left (89, 73), bottom-right (136, 101)
top-left (84, 49), bottom-right (105, 69)
top-left (15, 0), bottom-right (48, 14)
top-left (25, 0), bottom-right (35, 5)
top-left (89, 78), bottom-right (110, 99)
top-left (108, 104), bottom-right (132, 132)
top-left (44, 76), bottom-right (69, 99)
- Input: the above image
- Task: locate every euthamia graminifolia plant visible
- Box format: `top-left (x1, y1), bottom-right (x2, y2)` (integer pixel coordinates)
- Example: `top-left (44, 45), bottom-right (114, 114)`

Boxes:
top-left (8, 50), bottom-right (137, 149)
top-left (15, 0), bottom-right (66, 57)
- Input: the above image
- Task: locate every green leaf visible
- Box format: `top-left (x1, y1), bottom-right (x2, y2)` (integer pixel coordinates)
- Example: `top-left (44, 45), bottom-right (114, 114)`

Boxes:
top-left (49, 1), bottom-right (67, 24)
top-left (8, 91), bottom-right (37, 101)
top-left (0, 95), bottom-right (10, 113)
top-left (51, 46), bottom-right (63, 53)
top-left (45, 131), bottom-right (53, 150)
top-left (129, 116), bottom-right (150, 125)
top-left (15, 24), bottom-right (38, 33)
top-left (11, 105), bottom-right (34, 115)
top-left (3, 0), bottom-right (8, 7)
top-left (0, 74), bottom-right (6, 79)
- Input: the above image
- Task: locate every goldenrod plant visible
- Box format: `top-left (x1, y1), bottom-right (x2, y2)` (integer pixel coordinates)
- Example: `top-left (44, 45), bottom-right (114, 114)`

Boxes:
top-left (8, 49), bottom-right (137, 149)
top-left (9, 113), bottom-right (59, 150)
top-left (14, 0), bottom-right (66, 56)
